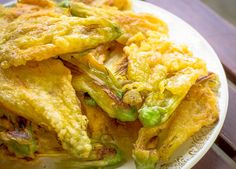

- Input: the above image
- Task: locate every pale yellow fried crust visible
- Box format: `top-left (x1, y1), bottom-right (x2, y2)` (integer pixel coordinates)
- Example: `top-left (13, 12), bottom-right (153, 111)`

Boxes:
top-left (157, 76), bottom-right (219, 162)
top-left (0, 59), bottom-right (91, 158)
top-left (79, 95), bottom-right (141, 157)
top-left (70, 2), bottom-right (168, 44)
top-left (0, 4), bottom-right (121, 69)
top-left (124, 31), bottom-right (206, 92)
top-left (75, 0), bottom-right (132, 10)
top-left (134, 74), bottom-right (219, 164)
top-left (18, 0), bottom-right (56, 8)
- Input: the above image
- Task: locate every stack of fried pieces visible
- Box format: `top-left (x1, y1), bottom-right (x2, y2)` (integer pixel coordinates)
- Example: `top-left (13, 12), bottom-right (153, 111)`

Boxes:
top-left (0, 0), bottom-right (219, 168)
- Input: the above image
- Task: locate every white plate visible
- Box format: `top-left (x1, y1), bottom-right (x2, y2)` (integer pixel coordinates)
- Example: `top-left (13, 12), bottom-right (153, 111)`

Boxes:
top-left (3, 0), bottom-right (229, 169)
top-left (119, 0), bottom-right (228, 169)
top-left (119, 1), bottom-right (228, 169)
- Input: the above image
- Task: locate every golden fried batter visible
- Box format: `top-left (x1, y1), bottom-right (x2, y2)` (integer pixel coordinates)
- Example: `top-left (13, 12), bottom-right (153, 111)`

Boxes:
top-left (1, 0), bottom-right (60, 22)
top-left (0, 0), bottom-right (220, 167)
top-left (80, 96), bottom-right (141, 157)
top-left (70, 2), bottom-right (168, 44)
top-left (134, 74), bottom-right (219, 166)
top-left (18, 0), bottom-right (56, 8)
top-left (124, 31), bottom-right (206, 86)
top-left (0, 6), bottom-right (8, 34)
top-left (157, 75), bottom-right (219, 162)
top-left (75, 0), bottom-right (132, 10)
top-left (0, 6), bottom-right (121, 68)
top-left (0, 59), bottom-right (91, 158)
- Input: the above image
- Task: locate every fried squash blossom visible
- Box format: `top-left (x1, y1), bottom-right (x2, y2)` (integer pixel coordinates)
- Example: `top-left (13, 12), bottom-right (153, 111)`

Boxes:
top-left (0, 0), bottom-right (219, 169)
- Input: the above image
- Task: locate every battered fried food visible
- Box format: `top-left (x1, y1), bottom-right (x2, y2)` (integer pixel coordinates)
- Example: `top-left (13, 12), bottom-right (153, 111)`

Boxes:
top-left (157, 74), bottom-right (219, 162)
top-left (74, 0), bottom-right (132, 10)
top-left (0, 7), bottom-right (121, 68)
top-left (0, 59), bottom-right (91, 158)
top-left (69, 1), bottom-right (168, 44)
top-left (62, 55), bottom-right (137, 121)
top-left (124, 31), bottom-right (206, 87)
top-left (0, 0), bottom-right (220, 168)
top-left (0, 107), bottom-right (37, 158)
top-left (79, 94), bottom-right (141, 157)
top-left (124, 31), bottom-right (207, 127)
top-left (104, 42), bottom-right (129, 85)
top-left (0, 0), bottom-right (58, 24)
top-left (134, 73), bottom-right (219, 169)
top-left (18, 0), bottom-right (55, 7)
top-left (0, 6), bottom-right (8, 37)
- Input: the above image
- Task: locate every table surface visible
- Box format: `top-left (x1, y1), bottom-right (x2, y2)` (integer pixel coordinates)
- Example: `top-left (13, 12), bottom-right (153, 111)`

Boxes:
top-left (1, 0), bottom-right (236, 168)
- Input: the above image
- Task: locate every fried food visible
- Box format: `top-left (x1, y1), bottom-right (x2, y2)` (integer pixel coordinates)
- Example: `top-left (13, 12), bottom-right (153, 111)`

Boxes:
top-left (134, 73), bottom-right (219, 168)
top-left (0, 0), bottom-right (220, 168)
top-left (73, 0), bottom-right (132, 10)
top-left (104, 42), bottom-right (129, 85)
top-left (79, 94), bottom-right (141, 158)
top-left (18, 0), bottom-right (56, 7)
top-left (0, 125), bottom-right (37, 158)
top-left (61, 53), bottom-right (123, 97)
top-left (124, 31), bottom-right (206, 85)
top-left (157, 74), bottom-right (219, 162)
top-left (0, 107), bottom-right (37, 158)
top-left (69, 1), bottom-right (168, 44)
top-left (0, 5), bottom-right (9, 38)
top-left (123, 31), bottom-right (207, 127)
top-left (0, 0), bottom-right (60, 30)
top-left (62, 56), bottom-right (137, 121)
top-left (72, 74), bottom-right (137, 121)
top-left (0, 59), bottom-right (91, 158)
top-left (0, 4), bottom-right (121, 68)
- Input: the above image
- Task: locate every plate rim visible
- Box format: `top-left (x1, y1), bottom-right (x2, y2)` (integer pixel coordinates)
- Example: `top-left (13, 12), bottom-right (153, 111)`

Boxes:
top-left (133, 0), bottom-right (229, 169)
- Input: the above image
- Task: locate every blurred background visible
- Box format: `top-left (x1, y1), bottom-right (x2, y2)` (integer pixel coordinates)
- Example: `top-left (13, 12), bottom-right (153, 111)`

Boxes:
top-left (202, 0), bottom-right (236, 26)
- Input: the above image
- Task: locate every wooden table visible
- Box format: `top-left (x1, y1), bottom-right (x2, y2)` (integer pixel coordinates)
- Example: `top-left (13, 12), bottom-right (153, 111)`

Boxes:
top-left (1, 0), bottom-right (236, 168)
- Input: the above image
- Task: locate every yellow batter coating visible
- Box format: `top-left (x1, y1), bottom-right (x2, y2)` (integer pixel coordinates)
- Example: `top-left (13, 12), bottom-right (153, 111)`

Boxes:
top-left (0, 5), bottom-right (121, 68)
top-left (134, 74), bottom-right (219, 167)
top-left (75, 0), bottom-right (132, 10)
top-left (0, 59), bottom-right (91, 158)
